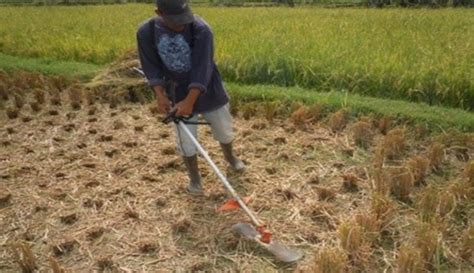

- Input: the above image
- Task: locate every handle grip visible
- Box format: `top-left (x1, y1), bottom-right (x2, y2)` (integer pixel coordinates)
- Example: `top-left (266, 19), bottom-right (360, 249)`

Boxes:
top-left (162, 109), bottom-right (194, 124)
top-left (162, 109), bottom-right (178, 124)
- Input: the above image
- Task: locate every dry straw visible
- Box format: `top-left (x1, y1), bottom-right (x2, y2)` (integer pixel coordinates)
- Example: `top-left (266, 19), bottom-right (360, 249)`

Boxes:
top-left (382, 128), bottom-right (406, 160)
top-left (311, 245), bottom-right (348, 273)
top-left (351, 120), bottom-right (374, 149)
top-left (0, 60), bottom-right (472, 272)
top-left (396, 244), bottom-right (424, 273)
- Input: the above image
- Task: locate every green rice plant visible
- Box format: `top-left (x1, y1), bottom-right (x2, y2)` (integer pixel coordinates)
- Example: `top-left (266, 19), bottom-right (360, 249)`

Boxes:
top-left (0, 5), bottom-right (472, 109)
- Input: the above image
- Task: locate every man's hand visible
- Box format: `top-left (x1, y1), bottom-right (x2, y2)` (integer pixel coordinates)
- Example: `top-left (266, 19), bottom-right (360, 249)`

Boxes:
top-left (173, 88), bottom-right (201, 116)
top-left (174, 100), bottom-right (194, 117)
top-left (157, 95), bottom-right (171, 114)
top-left (154, 86), bottom-right (171, 114)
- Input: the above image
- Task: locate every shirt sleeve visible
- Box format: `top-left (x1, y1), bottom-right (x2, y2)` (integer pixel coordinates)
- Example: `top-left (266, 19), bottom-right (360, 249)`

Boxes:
top-left (188, 26), bottom-right (214, 94)
top-left (136, 22), bottom-right (167, 89)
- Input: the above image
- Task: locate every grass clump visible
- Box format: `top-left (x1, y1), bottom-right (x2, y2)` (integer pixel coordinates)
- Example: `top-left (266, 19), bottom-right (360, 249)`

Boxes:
top-left (309, 246), bottom-right (348, 273)
top-left (10, 242), bottom-right (37, 273)
top-left (396, 244), bottom-right (424, 273)
top-left (407, 156), bottom-right (430, 186)
top-left (351, 120), bottom-right (374, 149)
top-left (382, 128), bottom-right (406, 160)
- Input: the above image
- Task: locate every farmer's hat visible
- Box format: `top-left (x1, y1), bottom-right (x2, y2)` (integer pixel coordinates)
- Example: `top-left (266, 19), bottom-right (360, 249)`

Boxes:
top-left (156, 0), bottom-right (194, 26)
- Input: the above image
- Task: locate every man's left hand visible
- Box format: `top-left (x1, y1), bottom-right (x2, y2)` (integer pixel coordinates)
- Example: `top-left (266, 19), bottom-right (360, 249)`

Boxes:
top-left (173, 88), bottom-right (201, 117)
top-left (174, 100), bottom-right (194, 117)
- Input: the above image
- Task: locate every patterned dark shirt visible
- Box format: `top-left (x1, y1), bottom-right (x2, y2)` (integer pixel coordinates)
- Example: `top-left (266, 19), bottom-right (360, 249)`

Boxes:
top-left (136, 16), bottom-right (229, 114)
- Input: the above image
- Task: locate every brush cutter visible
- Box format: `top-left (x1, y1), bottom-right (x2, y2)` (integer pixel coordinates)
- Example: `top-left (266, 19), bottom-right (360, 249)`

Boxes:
top-left (135, 67), bottom-right (302, 263)
top-left (162, 110), bottom-right (302, 263)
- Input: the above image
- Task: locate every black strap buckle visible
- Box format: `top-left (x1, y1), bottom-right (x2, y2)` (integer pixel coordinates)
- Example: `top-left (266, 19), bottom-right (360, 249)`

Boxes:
top-left (162, 110), bottom-right (210, 125)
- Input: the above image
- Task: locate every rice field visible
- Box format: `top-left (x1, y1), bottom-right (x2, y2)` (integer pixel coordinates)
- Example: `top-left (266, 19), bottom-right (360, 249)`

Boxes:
top-left (0, 70), bottom-right (473, 272)
top-left (0, 5), bottom-right (473, 109)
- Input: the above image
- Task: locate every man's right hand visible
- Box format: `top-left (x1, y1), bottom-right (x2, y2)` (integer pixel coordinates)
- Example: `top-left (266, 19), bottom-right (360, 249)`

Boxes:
top-left (154, 86), bottom-right (171, 114)
top-left (157, 95), bottom-right (171, 114)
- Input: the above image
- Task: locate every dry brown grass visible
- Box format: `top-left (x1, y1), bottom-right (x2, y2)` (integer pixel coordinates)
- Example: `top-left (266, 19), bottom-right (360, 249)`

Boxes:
top-left (6, 107), bottom-right (19, 119)
top-left (49, 75), bottom-right (69, 92)
top-left (427, 142), bottom-right (445, 172)
top-left (13, 93), bottom-right (25, 109)
top-left (371, 193), bottom-right (397, 229)
top-left (49, 89), bottom-right (62, 106)
top-left (1, 69), bottom-right (472, 271)
top-left (48, 256), bottom-right (66, 273)
top-left (341, 173), bottom-right (359, 192)
top-left (138, 241), bottom-right (159, 254)
top-left (436, 191), bottom-right (457, 218)
top-left (290, 104), bottom-right (323, 127)
top-left (378, 116), bottom-right (393, 135)
top-left (328, 109), bottom-right (347, 133)
top-left (351, 121), bottom-right (374, 149)
top-left (414, 123), bottom-right (429, 138)
top-left (371, 167), bottom-right (389, 195)
top-left (112, 119), bottom-right (125, 130)
top-left (84, 89), bottom-right (97, 105)
top-left (48, 109), bottom-right (59, 116)
top-left (464, 161), bottom-right (474, 187)
top-left (448, 180), bottom-right (467, 201)
top-left (396, 244), bottom-right (424, 273)
top-left (459, 224), bottom-right (474, 261)
top-left (96, 256), bottom-right (114, 271)
top-left (407, 156), bottom-right (430, 186)
top-left (388, 166), bottom-right (414, 202)
top-left (29, 102), bottom-right (41, 112)
top-left (86, 227), bottom-right (105, 241)
top-left (68, 86), bottom-right (82, 110)
top-left (6, 127), bottom-right (15, 134)
top-left (310, 246), bottom-right (348, 273)
top-left (59, 212), bottom-right (78, 225)
top-left (128, 89), bottom-right (147, 104)
top-left (358, 115), bottom-right (374, 124)
top-left (172, 217), bottom-right (193, 234)
top-left (337, 220), bottom-right (371, 269)
top-left (316, 187), bottom-right (337, 201)
top-left (413, 222), bottom-right (441, 269)
top-left (262, 101), bottom-right (281, 122)
top-left (355, 212), bottom-right (381, 244)
top-left (52, 239), bottom-right (78, 257)
top-left (372, 143), bottom-right (386, 170)
top-left (124, 208), bottom-right (139, 219)
top-left (33, 89), bottom-right (46, 105)
top-left (148, 104), bottom-right (159, 115)
top-left (22, 116), bottom-right (33, 123)
top-left (290, 105), bottom-right (310, 127)
top-left (0, 82), bottom-right (9, 100)
top-left (382, 128), bottom-right (406, 160)
top-left (417, 185), bottom-right (456, 221)
top-left (338, 221), bottom-right (364, 253)
top-left (301, 202), bottom-right (335, 228)
top-left (241, 101), bottom-right (258, 120)
top-left (10, 241), bottom-right (37, 273)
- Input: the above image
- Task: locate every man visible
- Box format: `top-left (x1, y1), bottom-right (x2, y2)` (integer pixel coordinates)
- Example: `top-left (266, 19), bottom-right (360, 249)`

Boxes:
top-left (136, 0), bottom-right (245, 194)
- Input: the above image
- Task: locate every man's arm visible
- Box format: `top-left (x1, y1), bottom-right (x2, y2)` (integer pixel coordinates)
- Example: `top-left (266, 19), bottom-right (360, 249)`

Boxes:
top-left (137, 23), bottom-right (170, 113)
top-left (136, 22), bottom-right (167, 90)
top-left (188, 25), bottom-right (215, 94)
top-left (174, 25), bottom-right (215, 116)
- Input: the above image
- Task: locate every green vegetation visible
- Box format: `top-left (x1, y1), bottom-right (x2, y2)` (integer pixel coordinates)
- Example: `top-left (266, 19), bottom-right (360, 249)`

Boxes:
top-left (0, 5), bottom-right (472, 109)
top-left (227, 83), bottom-right (474, 131)
top-left (2, 51), bottom-right (471, 131)
top-left (0, 53), bottom-right (101, 79)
